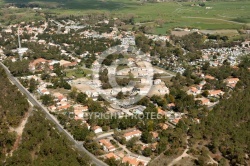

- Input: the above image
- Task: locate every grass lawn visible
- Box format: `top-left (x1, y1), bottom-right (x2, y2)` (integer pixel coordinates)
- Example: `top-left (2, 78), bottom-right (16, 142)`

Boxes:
top-left (66, 68), bottom-right (92, 78)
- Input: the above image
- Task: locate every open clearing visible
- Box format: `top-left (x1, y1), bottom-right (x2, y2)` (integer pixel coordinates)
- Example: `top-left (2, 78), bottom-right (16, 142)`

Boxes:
top-left (66, 68), bottom-right (92, 78)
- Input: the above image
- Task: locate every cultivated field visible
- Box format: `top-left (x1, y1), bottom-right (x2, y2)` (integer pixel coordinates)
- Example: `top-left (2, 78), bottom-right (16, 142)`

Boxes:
top-left (1, 0), bottom-right (250, 34)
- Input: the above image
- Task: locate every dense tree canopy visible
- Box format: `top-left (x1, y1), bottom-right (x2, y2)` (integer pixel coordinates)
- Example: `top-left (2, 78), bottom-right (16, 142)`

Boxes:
top-left (6, 111), bottom-right (91, 166)
top-left (0, 66), bottom-right (90, 165)
top-left (189, 56), bottom-right (250, 165)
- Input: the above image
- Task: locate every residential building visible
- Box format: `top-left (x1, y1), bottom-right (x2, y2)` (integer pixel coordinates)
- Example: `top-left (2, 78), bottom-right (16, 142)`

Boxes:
top-left (205, 75), bottom-right (215, 80)
top-left (159, 123), bottom-right (169, 130)
top-left (37, 88), bottom-right (50, 95)
top-left (195, 98), bottom-right (210, 106)
top-left (122, 156), bottom-right (146, 166)
top-left (29, 58), bottom-right (50, 72)
top-left (151, 132), bottom-right (159, 139)
top-left (124, 130), bottom-right (142, 141)
top-left (105, 153), bottom-right (120, 160)
top-left (208, 90), bottom-right (224, 97)
top-left (224, 77), bottom-right (239, 88)
top-left (74, 109), bottom-right (84, 119)
top-left (225, 77), bottom-right (239, 84)
top-left (187, 86), bottom-right (201, 96)
top-left (99, 139), bottom-right (116, 152)
top-left (157, 108), bottom-right (166, 116)
top-left (92, 126), bottom-right (103, 134)
top-left (52, 92), bottom-right (67, 102)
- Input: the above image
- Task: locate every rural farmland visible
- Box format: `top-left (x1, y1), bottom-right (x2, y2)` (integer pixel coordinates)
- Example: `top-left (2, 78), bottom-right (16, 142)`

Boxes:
top-left (1, 0), bottom-right (250, 33)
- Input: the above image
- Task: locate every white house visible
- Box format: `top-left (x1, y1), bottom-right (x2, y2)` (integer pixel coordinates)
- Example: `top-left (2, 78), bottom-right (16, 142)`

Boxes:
top-left (124, 130), bottom-right (142, 141)
top-left (92, 126), bottom-right (103, 134)
top-left (208, 90), bottom-right (224, 97)
top-left (224, 78), bottom-right (239, 84)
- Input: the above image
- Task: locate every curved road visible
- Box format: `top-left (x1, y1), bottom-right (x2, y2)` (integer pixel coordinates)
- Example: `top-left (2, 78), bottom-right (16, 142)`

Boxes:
top-left (0, 62), bottom-right (108, 166)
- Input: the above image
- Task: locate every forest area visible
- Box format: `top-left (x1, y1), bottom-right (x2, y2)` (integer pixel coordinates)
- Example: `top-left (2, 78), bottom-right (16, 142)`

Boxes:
top-left (187, 56), bottom-right (250, 165)
top-left (0, 66), bottom-right (29, 163)
top-left (5, 111), bottom-right (91, 165)
top-left (0, 67), bottom-right (90, 165)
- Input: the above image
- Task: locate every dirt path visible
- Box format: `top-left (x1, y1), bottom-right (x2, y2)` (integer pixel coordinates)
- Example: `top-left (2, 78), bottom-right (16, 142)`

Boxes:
top-left (168, 136), bottom-right (197, 166)
top-left (8, 109), bottom-right (31, 156)
top-left (10, 111), bottom-right (30, 135)
top-left (112, 139), bottom-right (131, 155)
top-left (167, 135), bottom-right (218, 166)
top-left (207, 155), bottom-right (218, 165)
top-left (182, 16), bottom-right (245, 25)
top-left (168, 149), bottom-right (190, 166)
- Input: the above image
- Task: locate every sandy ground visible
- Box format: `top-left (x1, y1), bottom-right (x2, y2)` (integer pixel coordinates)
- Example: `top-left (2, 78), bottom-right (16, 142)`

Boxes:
top-left (8, 109), bottom-right (31, 156)
top-left (70, 78), bottom-right (95, 92)
top-left (171, 31), bottom-right (192, 37)
top-left (9, 111), bottom-right (31, 137)
top-left (171, 29), bottom-right (239, 37)
top-left (199, 29), bottom-right (239, 36)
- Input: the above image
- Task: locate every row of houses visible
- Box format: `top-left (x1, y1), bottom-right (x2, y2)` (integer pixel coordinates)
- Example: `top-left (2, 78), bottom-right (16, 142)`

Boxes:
top-left (105, 152), bottom-right (147, 166)
top-left (201, 46), bottom-right (250, 67)
top-left (29, 58), bottom-right (78, 72)
top-left (186, 72), bottom-right (240, 106)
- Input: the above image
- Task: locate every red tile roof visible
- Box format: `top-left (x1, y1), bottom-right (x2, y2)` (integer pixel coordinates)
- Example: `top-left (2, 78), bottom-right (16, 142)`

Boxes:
top-left (99, 139), bottom-right (115, 151)
top-left (106, 153), bottom-right (119, 160)
top-left (205, 75), bottom-right (215, 80)
top-left (124, 130), bottom-right (142, 138)
top-left (122, 156), bottom-right (145, 166)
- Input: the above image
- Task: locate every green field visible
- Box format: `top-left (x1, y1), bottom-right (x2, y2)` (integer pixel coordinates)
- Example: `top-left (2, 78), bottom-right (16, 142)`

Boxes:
top-left (66, 68), bottom-right (92, 78)
top-left (1, 0), bottom-right (250, 34)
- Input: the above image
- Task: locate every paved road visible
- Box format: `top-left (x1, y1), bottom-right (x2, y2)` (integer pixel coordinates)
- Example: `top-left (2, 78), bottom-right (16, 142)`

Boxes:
top-left (112, 138), bottom-right (151, 163)
top-left (95, 131), bottom-right (114, 141)
top-left (50, 20), bottom-right (63, 34)
top-left (166, 121), bottom-right (176, 128)
top-left (0, 62), bottom-right (108, 166)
